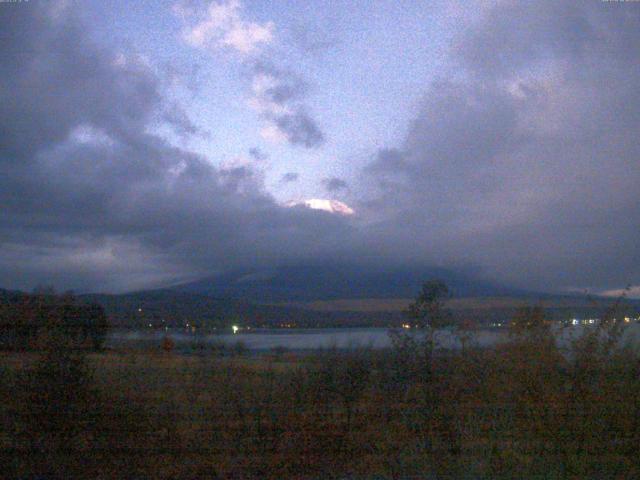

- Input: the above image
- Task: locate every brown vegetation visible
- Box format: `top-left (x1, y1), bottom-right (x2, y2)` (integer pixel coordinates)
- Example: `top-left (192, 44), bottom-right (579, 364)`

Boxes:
top-left (0, 290), bottom-right (638, 478)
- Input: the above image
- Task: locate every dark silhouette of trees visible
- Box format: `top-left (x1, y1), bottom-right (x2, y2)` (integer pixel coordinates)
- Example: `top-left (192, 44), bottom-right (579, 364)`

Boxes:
top-left (0, 291), bottom-right (108, 351)
top-left (401, 279), bottom-right (453, 380)
top-left (85, 304), bottom-right (109, 351)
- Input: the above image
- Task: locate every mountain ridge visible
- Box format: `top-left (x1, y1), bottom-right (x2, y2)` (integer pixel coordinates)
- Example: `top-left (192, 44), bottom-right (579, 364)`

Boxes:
top-left (172, 264), bottom-right (533, 302)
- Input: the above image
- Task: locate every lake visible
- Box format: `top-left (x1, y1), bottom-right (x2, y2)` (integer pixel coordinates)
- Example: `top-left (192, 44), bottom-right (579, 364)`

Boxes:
top-left (107, 323), bottom-right (640, 352)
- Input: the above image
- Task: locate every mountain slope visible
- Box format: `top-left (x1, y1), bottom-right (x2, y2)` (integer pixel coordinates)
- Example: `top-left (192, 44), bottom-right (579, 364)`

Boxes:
top-left (173, 264), bottom-right (528, 302)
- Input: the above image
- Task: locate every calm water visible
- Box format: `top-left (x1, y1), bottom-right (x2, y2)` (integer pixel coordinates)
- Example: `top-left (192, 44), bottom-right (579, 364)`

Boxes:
top-left (107, 324), bottom-right (640, 352)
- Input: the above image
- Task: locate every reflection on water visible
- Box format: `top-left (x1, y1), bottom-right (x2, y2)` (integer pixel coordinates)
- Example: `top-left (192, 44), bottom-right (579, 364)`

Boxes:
top-left (107, 324), bottom-right (640, 352)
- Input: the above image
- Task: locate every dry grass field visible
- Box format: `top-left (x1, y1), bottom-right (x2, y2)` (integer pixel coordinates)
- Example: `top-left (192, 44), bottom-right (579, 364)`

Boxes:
top-left (1, 316), bottom-right (639, 480)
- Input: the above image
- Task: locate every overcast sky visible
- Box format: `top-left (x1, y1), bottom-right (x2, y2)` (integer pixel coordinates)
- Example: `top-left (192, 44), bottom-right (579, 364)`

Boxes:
top-left (1, 0), bottom-right (638, 296)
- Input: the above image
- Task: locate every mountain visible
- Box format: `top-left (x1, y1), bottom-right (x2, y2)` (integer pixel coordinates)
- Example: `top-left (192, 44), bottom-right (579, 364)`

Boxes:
top-left (172, 264), bottom-right (529, 303)
top-left (285, 199), bottom-right (355, 215)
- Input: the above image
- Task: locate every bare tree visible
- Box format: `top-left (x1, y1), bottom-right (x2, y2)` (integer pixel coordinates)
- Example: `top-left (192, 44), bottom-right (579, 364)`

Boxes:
top-left (403, 280), bottom-right (453, 381)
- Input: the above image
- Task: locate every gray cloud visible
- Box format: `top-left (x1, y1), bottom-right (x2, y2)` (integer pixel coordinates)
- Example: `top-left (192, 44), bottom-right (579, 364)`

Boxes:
top-left (0, 3), bottom-right (347, 292)
top-left (250, 62), bottom-right (325, 148)
top-left (322, 177), bottom-right (349, 192)
top-left (365, 149), bottom-right (409, 176)
top-left (2, 1), bottom-right (639, 295)
top-left (248, 147), bottom-right (268, 161)
top-left (175, 2), bottom-right (325, 149)
top-left (0, 6), bottom-right (160, 163)
top-left (289, 25), bottom-right (336, 58)
top-left (280, 172), bottom-right (299, 183)
top-left (362, 1), bottom-right (640, 292)
top-left (454, 2), bottom-right (596, 77)
top-left (272, 109), bottom-right (324, 148)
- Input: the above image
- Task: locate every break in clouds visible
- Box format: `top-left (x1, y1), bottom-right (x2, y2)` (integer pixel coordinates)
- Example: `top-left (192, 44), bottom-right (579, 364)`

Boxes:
top-left (0, 0), bottom-right (639, 294)
top-left (176, 0), bottom-right (325, 148)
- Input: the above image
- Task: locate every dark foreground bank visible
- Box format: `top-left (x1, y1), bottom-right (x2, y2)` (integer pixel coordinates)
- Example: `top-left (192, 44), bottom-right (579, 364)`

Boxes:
top-left (1, 309), bottom-right (639, 479)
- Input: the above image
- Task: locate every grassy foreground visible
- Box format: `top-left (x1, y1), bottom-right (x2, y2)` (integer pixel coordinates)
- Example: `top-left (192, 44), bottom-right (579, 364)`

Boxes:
top-left (1, 319), bottom-right (639, 479)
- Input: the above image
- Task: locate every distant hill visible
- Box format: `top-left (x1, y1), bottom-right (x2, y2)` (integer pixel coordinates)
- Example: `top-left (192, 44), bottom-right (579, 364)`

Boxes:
top-left (78, 290), bottom-right (400, 329)
top-left (283, 294), bottom-right (640, 325)
top-left (3, 268), bottom-right (638, 330)
top-left (163, 264), bottom-right (640, 326)
top-left (0, 287), bottom-right (400, 329)
top-left (288, 295), bottom-right (639, 313)
top-left (172, 264), bottom-right (530, 303)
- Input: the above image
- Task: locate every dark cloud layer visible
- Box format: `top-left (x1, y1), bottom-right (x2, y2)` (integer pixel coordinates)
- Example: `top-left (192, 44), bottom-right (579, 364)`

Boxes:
top-left (322, 177), bottom-right (349, 192)
top-left (1, 1), bottom-right (639, 294)
top-left (0, 2), bottom-right (347, 292)
top-left (280, 172), bottom-right (299, 183)
top-left (361, 1), bottom-right (640, 292)
top-left (248, 147), bottom-right (268, 161)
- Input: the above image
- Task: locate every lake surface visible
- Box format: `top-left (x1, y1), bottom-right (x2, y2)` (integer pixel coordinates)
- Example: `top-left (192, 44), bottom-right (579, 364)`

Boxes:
top-left (107, 324), bottom-right (640, 352)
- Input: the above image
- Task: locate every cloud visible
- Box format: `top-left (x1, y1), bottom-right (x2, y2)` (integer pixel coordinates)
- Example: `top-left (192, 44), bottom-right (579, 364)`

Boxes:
top-left (249, 62), bottom-right (325, 148)
top-left (280, 172), bottom-right (299, 183)
top-left (600, 285), bottom-right (640, 300)
top-left (178, 2), bottom-right (325, 149)
top-left (289, 24), bottom-right (336, 58)
top-left (0, 9), bottom-right (160, 163)
top-left (181, 0), bottom-right (274, 56)
top-left (272, 110), bottom-right (324, 148)
top-left (248, 147), bottom-right (268, 161)
top-left (322, 177), bottom-right (349, 192)
top-left (3, 1), bottom-right (638, 295)
top-left (0, 2), bottom-right (349, 292)
top-left (361, 1), bottom-right (640, 292)
top-left (453, 2), bottom-right (597, 78)
top-left (365, 149), bottom-right (410, 176)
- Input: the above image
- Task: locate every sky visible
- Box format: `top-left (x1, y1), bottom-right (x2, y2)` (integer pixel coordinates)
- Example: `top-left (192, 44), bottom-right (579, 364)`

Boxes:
top-left (0, 0), bottom-right (639, 296)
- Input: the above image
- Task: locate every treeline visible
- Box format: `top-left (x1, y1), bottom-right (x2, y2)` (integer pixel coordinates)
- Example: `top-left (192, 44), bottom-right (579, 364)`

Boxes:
top-left (0, 290), bottom-right (108, 351)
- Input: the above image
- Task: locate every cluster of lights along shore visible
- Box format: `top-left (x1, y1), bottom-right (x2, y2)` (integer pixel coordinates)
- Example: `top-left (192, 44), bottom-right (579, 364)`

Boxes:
top-left (134, 306), bottom-right (640, 333)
